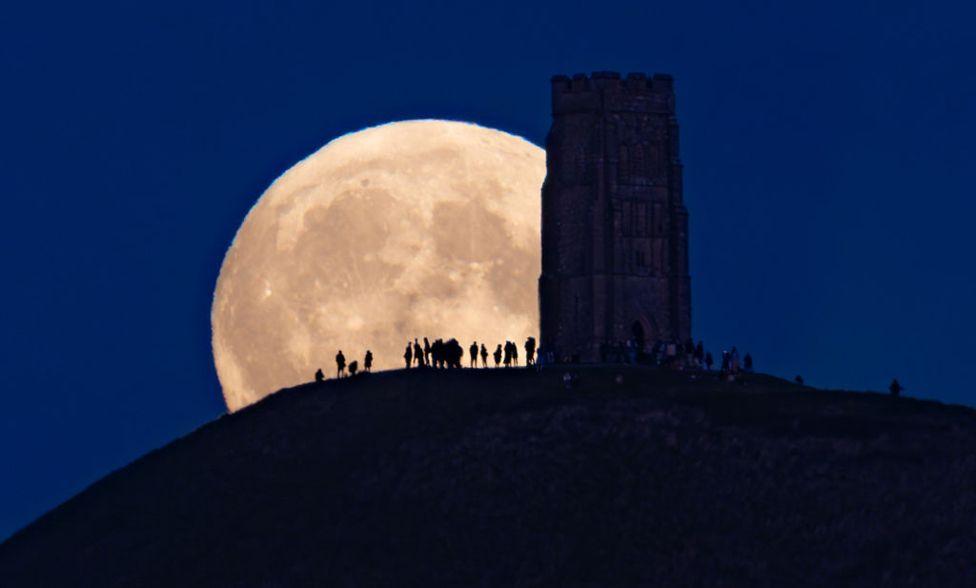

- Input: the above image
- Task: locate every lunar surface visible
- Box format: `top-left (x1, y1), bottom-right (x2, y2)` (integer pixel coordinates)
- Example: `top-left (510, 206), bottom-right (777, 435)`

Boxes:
top-left (212, 120), bottom-right (546, 411)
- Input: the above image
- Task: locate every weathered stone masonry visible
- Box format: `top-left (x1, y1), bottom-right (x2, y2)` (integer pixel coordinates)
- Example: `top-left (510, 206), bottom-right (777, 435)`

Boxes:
top-left (539, 71), bottom-right (691, 361)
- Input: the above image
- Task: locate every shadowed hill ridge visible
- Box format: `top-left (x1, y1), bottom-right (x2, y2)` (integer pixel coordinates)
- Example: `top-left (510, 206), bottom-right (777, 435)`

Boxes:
top-left (2, 367), bottom-right (975, 586)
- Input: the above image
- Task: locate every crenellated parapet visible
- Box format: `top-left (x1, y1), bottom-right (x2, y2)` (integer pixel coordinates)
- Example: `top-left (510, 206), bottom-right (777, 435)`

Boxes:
top-left (550, 72), bottom-right (675, 115)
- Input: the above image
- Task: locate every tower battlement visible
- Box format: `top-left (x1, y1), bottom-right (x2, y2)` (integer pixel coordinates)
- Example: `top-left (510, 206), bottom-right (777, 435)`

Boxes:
top-left (550, 72), bottom-right (675, 115)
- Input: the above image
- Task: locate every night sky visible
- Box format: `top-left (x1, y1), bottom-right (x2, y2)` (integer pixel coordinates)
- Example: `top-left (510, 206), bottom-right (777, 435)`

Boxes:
top-left (2, 0), bottom-right (974, 539)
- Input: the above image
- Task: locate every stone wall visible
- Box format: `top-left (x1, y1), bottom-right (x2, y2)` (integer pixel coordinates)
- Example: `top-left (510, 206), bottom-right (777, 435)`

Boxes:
top-left (540, 71), bottom-right (691, 361)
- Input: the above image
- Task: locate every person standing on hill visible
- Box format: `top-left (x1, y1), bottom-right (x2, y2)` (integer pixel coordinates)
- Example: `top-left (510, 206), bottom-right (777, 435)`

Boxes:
top-left (525, 337), bottom-right (536, 366)
top-left (512, 342), bottom-right (519, 366)
top-left (889, 379), bottom-right (904, 397)
top-left (423, 337), bottom-right (431, 366)
top-left (494, 344), bottom-right (503, 367)
top-left (336, 350), bottom-right (346, 378)
top-left (414, 339), bottom-right (424, 367)
top-left (364, 350), bottom-right (373, 373)
top-left (469, 341), bottom-right (479, 368)
top-left (432, 339), bottom-right (444, 368)
top-left (403, 343), bottom-right (412, 369)
top-left (480, 343), bottom-right (488, 368)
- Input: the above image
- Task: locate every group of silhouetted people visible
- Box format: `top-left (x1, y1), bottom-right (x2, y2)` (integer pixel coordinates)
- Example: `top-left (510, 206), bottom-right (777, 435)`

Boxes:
top-left (405, 337), bottom-right (466, 369)
top-left (314, 337), bottom-right (542, 383)
top-left (321, 349), bottom-right (373, 381)
top-left (401, 336), bottom-right (538, 370)
top-left (647, 339), bottom-right (753, 383)
top-left (718, 346), bottom-right (753, 382)
top-left (313, 339), bottom-right (908, 402)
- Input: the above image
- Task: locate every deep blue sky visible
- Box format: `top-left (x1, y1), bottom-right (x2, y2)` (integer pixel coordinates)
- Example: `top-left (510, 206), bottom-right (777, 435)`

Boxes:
top-left (2, 0), bottom-right (974, 539)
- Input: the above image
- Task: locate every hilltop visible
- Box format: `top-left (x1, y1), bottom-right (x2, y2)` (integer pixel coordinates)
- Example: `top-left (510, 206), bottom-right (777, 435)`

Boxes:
top-left (2, 367), bottom-right (975, 586)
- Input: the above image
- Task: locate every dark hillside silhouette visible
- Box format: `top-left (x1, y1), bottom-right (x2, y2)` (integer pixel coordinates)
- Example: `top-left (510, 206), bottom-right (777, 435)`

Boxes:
top-left (2, 368), bottom-right (975, 586)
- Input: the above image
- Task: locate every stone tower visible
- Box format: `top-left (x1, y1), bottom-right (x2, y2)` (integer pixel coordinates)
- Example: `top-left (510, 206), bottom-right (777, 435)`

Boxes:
top-left (539, 71), bottom-right (691, 362)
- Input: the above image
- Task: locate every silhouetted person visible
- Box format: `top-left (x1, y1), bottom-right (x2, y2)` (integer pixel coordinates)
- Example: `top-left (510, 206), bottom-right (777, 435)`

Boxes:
top-left (744, 353), bottom-right (753, 372)
top-left (512, 342), bottom-right (519, 366)
top-left (493, 344), bottom-right (502, 367)
top-left (404, 343), bottom-right (412, 369)
top-left (889, 378), bottom-right (903, 397)
top-left (705, 351), bottom-right (714, 371)
top-left (315, 368), bottom-right (325, 383)
top-left (794, 375), bottom-right (804, 385)
top-left (480, 343), bottom-right (488, 368)
top-left (335, 350), bottom-right (346, 378)
top-left (364, 350), bottom-right (373, 372)
top-left (423, 337), bottom-right (431, 366)
top-left (503, 341), bottom-right (512, 367)
top-left (525, 337), bottom-right (536, 366)
top-left (430, 339), bottom-right (440, 368)
top-left (444, 338), bottom-right (463, 368)
top-left (469, 341), bottom-right (478, 367)
top-left (432, 339), bottom-right (444, 368)
top-left (414, 339), bottom-right (424, 367)
top-left (348, 360), bottom-right (358, 376)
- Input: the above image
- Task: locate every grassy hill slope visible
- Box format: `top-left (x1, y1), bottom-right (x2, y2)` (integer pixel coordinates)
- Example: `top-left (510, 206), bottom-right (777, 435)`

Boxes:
top-left (2, 367), bottom-right (975, 586)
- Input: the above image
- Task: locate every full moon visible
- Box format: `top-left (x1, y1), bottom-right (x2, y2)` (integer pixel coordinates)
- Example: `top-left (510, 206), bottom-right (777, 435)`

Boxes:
top-left (212, 120), bottom-right (546, 411)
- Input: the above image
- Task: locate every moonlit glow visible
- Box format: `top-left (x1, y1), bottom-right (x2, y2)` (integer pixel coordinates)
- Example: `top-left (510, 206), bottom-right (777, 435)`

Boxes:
top-left (212, 120), bottom-right (545, 411)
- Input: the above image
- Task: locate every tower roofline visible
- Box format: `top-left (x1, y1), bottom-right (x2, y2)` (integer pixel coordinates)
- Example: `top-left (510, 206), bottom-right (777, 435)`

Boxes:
top-left (550, 71), bottom-right (676, 115)
top-left (551, 71), bottom-right (674, 89)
